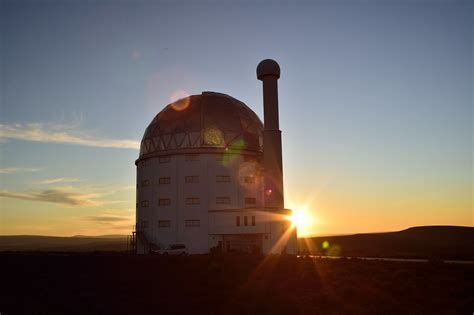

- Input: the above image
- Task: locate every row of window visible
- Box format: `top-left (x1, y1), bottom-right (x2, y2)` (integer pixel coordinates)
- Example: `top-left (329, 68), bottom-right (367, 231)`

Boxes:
top-left (139, 197), bottom-right (256, 207)
top-left (141, 219), bottom-right (200, 229)
top-left (140, 216), bottom-right (257, 229)
top-left (140, 154), bottom-right (259, 166)
top-left (140, 155), bottom-right (192, 166)
top-left (141, 175), bottom-right (255, 187)
top-left (236, 215), bottom-right (256, 227)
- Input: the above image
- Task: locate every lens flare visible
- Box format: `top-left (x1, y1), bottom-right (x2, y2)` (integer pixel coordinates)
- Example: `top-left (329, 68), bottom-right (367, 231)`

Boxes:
top-left (289, 210), bottom-right (305, 227)
top-left (203, 127), bottom-right (224, 146)
top-left (170, 90), bottom-right (191, 111)
top-left (288, 207), bottom-right (315, 231)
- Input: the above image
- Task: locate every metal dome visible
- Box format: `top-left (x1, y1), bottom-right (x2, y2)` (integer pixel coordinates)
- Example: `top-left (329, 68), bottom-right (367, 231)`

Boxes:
top-left (139, 92), bottom-right (263, 158)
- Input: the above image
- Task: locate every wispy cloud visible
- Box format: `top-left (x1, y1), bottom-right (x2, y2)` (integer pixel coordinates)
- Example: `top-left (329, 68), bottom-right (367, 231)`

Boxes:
top-left (0, 167), bottom-right (42, 174)
top-left (0, 184), bottom-right (134, 208)
top-left (0, 189), bottom-right (100, 206)
top-left (86, 215), bottom-right (132, 223)
top-left (35, 178), bottom-right (81, 185)
top-left (0, 123), bottom-right (139, 149)
top-left (84, 213), bottom-right (134, 233)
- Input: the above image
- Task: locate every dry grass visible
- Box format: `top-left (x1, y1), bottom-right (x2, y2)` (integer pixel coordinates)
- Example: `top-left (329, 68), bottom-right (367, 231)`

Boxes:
top-left (1, 253), bottom-right (472, 314)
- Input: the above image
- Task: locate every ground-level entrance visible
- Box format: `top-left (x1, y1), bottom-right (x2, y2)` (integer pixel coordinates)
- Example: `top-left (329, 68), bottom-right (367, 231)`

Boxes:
top-left (219, 234), bottom-right (263, 254)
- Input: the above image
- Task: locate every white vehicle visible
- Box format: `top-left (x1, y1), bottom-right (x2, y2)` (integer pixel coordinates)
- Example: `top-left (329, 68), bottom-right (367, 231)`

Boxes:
top-left (157, 244), bottom-right (188, 256)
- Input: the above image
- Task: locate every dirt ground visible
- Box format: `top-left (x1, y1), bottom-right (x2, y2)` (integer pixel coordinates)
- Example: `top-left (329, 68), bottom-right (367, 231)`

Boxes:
top-left (1, 253), bottom-right (472, 314)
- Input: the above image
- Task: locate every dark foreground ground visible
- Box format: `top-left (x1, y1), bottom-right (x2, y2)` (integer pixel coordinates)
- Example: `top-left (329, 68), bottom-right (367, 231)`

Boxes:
top-left (1, 253), bottom-right (473, 315)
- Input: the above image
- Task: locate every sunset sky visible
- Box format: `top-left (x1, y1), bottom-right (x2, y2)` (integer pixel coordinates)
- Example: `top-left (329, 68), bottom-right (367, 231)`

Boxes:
top-left (1, 0), bottom-right (472, 237)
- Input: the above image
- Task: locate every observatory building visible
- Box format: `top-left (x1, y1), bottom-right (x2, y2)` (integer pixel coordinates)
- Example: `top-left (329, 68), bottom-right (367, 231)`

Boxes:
top-left (134, 60), bottom-right (297, 254)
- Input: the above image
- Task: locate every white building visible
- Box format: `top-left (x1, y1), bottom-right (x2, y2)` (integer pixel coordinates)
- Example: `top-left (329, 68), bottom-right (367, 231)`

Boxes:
top-left (135, 60), bottom-right (297, 255)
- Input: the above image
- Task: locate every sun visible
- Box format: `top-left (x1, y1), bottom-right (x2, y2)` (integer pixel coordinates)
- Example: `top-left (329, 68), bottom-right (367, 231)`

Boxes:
top-left (290, 211), bottom-right (304, 227)
top-left (289, 208), bottom-right (312, 228)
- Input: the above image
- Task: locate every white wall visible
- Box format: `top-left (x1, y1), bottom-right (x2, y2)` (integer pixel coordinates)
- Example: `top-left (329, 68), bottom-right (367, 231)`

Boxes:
top-left (137, 152), bottom-right (263, 253)
top-left (136, 152), bottom-right (296, 254)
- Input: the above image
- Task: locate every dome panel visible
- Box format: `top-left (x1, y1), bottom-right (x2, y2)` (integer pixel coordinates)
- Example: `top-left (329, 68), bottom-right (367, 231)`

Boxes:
top-left (139, 92), bottom-right (263, 158)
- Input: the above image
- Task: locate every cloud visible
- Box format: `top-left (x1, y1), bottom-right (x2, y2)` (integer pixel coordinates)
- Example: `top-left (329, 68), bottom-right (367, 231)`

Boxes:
top-left (35, 178), bottom-right (81, 185)
top-left (86, 215), bottom-right (132, 223)
top-left (0, 123), bottom-right (139, 149)
top-left (0, 189), bottom-right (100, 206)
top-left (0, 167), bottom-right (42, 174)
top-left (84, 213), bottom-right (134, 233)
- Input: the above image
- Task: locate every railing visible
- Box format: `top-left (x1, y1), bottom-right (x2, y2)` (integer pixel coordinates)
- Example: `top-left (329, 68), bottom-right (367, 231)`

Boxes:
top-left (127, 225), bottom-right (137, 254)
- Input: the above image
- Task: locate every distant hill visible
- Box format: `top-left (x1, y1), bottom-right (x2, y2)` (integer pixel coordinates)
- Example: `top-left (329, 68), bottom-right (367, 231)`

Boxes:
top-left (2, 226), bottom-right (473, 258)
top-left (72, 234), bottom-right (127, 239)
top-left (299, 226), bottom-right (474, 260)
top-left (0, 235), bottom-right (128, 252)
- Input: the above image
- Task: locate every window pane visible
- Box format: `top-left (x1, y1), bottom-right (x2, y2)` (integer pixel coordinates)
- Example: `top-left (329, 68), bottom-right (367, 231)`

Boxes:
top-left (159, 156), bottom-right (170, 163)
top-left (159, 198), bottom-right (170, 206)
top-left (216, 197), bottom-right (230, 204)
top-left (186, 197), bottom-right (200, 205)
top-left (159, 177), bottom-right (171, 184)
top-left (216, 175), bottom-right (230, 183)
top-left (185, 154), bottom-right (199, 161)
top-left (158, 220), bottom-right (171, 227)
top-left (244, 176), bottom-right (255, 184)
top-left (185, 176), bottom-right (199, 183)
top-left (185, 219), bottom-right (200, 227)
top-left (245, 197), bottom-right (256, 205)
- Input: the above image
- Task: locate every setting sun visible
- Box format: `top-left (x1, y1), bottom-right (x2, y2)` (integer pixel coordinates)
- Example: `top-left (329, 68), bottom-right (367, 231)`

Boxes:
top-left (289, 208), bottom-right (315, 232)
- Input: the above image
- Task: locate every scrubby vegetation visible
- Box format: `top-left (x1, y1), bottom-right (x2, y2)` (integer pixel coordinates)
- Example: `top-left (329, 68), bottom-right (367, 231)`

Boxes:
top-left (1, 253), bottom-right (472, 314)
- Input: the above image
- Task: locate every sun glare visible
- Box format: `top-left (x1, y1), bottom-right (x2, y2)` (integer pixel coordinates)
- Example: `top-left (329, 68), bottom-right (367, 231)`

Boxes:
top-left (289, 207), bottom-right (313, 229)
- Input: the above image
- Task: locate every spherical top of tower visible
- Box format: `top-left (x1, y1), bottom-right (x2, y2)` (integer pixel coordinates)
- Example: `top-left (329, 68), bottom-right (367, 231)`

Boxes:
top-left (256, 59), bottom-right (280, 80)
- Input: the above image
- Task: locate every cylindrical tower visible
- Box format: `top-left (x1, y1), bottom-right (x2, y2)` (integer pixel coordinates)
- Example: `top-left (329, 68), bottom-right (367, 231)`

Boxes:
top-left (257, 59), bottom-right (284, 210)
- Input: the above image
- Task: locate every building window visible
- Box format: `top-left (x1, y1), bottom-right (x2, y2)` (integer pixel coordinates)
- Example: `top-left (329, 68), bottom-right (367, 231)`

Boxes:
top-left (159, 177), bottom-right (171, 184)
top-left (158, 220), bottom-right (171, 228)
top-left (216, 197), bottom-right (230, 205)
top-left (244, 155), bottom-right (257, 162)
top-left (185, 154), bottom-right (199, 161)
top-left (216, 175), bottom-right (230, 183)
top-left (159, 156), bottom-right (170, 163)
top-left (244, 176), bottom-right (255, 184)
top-left (158, 198), bottom-right (171, 206)
top-left (142, 179), bottom-right (150, 187)
top-left (185, 219), bottom-right (200, 227)
top-left (245, 197), bottom-right (256, 205)
top-left (244, 216), bottom-right (248, 226)
top-left (141, 220), bottom-right (148, 229)
top-left (236, 216), bottom-right (240, 226)
top-left (141, 200), bottom-right (149, 207)
top-left (185, 176), bottom-right (199, 183)
top-left (186, 197), bottom-right (200, 205)
top-left (252, 216), bottom-right (256, 226)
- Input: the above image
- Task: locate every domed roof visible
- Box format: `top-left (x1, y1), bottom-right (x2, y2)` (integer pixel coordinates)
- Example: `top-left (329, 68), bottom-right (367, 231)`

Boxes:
top-left (139, 92), bottom-right (263, 158)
